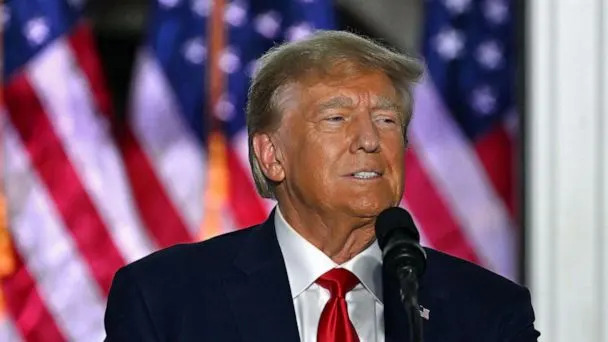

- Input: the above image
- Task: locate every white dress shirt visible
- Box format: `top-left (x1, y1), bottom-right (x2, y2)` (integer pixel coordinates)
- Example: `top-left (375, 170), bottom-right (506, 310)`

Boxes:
top-left (275, 207), bottom-right (385, 342)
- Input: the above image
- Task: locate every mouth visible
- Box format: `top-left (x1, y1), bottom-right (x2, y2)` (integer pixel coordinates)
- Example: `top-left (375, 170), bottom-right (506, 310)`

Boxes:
top-left (349, 171), bottom-right (383, 180)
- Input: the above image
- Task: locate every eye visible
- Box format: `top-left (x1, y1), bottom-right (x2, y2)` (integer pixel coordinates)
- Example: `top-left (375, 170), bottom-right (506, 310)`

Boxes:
top-left (375, 115), bottom-right (399, 126)
top-left (325, 115), bottom-right (346, 122)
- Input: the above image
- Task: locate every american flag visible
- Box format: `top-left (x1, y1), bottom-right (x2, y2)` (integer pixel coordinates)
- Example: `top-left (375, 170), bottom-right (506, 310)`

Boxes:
top-left (0, 0), bottom-right (517, 340)
top-left (404, 0), bottom-right (518, 279)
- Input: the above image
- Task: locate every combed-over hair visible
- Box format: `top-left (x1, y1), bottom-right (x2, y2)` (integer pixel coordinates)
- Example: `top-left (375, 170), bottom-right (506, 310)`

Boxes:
top-left (246, 30), bottom-right (423, 199)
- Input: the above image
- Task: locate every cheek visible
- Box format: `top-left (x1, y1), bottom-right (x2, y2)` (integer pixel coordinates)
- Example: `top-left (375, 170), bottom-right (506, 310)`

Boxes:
top-left (385, 143), bottom-right (406, 185)
top-left (391, 150), bottom-right (405, 176)
top-left (291, 136), bottom-right (338, 187)
top-left (384, 133), bottom-right (406, 162)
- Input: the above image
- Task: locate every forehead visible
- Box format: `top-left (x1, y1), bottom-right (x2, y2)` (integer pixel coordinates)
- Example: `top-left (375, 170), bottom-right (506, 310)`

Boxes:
top-left (297, 69), bottom-right (401, 104)
top-left (316, 94), bottom-right (401, 110)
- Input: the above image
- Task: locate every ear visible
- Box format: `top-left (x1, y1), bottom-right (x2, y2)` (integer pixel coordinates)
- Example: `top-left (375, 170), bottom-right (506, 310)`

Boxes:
top-left (252, 133), bottom-right (285, 183)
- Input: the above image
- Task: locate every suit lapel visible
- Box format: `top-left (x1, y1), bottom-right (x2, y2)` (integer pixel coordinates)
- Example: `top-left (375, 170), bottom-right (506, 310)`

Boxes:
top-left (383, 250), bottom-right (454, 342)
top-left (222, 212), bottom-right (300, 342)
top-left (415, 250), bottom-right (459, 342)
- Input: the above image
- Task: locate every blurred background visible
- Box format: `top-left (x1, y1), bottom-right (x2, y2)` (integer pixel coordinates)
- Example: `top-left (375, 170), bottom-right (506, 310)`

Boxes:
top-left (1, 0), bottom-right (606, 341)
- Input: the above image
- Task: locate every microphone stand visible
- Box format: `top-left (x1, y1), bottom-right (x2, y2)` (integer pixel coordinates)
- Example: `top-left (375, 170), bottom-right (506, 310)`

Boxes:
top-left (396, 267), bottom-right (423, 342)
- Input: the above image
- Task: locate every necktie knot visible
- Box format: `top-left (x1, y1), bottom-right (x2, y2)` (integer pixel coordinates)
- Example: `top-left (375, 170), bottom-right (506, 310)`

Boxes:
top-left (316, 268), bottom-right (360, 298)
top-left (315, 268), bottom-right (361, 342)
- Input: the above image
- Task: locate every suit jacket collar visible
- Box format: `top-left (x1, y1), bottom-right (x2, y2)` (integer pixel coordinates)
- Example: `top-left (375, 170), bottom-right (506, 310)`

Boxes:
top-left (222, 210), bottom-right (301, 342)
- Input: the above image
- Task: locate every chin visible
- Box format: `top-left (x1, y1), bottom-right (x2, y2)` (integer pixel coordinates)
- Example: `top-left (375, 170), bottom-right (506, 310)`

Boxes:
top-left (345, 199), bottom-right (393, 218)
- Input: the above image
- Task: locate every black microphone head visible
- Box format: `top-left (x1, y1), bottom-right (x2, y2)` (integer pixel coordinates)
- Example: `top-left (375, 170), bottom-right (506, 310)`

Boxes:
top-left (375, 207), bottom-right (426, 279)
top-left (375, 207), bottom-right (420, 250)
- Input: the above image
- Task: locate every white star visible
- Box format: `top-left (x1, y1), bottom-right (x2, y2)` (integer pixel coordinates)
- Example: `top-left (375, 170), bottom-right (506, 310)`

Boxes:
top-left (471, 86), bottom-right (497, 115)
top-left (182, 38), bottom-right (207, 64)
top-left (286, 22), bottom-right (313, 42)
top-left (433, 28), bottom-right (465, 60)
top-left (191, 0), bottom-right (211, 17)
top-left (24, 17), bottom-right (50, 46)
top-left (476, 41), bottom-right (503, 69)
top-left (159, 0), bottom-right (181, 8)
top-left (225, 0), bottom-right (247, 27)
top-left (484, 0), bottom-right (509, 24)
top-left (254, 11), bottom-right (282, 39)
top-left (219, 47), bottom-right (241, 74)
top-left (214, 94), bottom-right (235, 121)
top-left (444, 0), bottom-right (472, 15)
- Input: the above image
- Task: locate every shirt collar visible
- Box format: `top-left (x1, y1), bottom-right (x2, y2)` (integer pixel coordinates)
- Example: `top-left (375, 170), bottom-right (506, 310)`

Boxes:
top-left (274, 206), bottom-right (383, 303)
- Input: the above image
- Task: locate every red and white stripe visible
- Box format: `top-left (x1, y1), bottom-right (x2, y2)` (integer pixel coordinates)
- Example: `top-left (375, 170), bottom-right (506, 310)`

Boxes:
top-left (66, 26), bottom-right (194, 249)
top-left (128, 50), bottom-right (206, 237)
top-left (402, 147), bottom-right (482, 265)
top-left (26, 35), bottom-right (156, 262)
top-left (409, 76), bottom-right (517, 280)
top-left (1, 246), bottom-right (65, 342)
top-left (128, 50), bottom-right (270, 237)
top-left (3, 119), bottom-right (104, 340)
top-left (1, 24), bottom-right (162, 341)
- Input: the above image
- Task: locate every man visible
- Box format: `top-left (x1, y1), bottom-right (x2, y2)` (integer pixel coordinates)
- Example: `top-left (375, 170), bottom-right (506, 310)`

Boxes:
top-left (105, 31), bottom-right (539, 341)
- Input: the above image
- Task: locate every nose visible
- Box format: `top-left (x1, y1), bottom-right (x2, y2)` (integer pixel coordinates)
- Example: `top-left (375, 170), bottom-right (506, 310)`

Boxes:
top-left (349, 113), bottom-right (381, 153)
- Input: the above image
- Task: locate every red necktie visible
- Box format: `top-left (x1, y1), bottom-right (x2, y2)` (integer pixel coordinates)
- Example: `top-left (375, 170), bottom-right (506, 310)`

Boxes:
top-left (316, 268), bottom-right (360, 342)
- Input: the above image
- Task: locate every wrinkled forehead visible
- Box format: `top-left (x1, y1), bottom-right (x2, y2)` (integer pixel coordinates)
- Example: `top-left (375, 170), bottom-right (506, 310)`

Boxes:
top-left (315, 94), bottom-right (405, 113)
top-left (277, 68), bottom-right (407, 114)
top-left (292, 59), bottom-right (390, 85)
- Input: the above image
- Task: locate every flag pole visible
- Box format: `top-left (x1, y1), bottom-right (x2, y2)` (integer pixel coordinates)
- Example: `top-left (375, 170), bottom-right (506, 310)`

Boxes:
top-left (199, 0), bottom-right (228, 241)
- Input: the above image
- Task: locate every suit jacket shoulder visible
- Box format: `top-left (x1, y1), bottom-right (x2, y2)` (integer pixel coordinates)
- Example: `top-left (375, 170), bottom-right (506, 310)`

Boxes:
top-left (125, 225), bottom-right (256, 282)
top-left (418, 248), bottom-right (539, 341)
top-left (105, 225), bottom-right (260, 341)
top-left (424, 247), bottom-right (526, 302)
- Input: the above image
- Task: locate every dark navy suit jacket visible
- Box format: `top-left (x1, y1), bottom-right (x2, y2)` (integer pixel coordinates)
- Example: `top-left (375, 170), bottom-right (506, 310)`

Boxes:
top-left (104, 212), bottom-right (539, 341)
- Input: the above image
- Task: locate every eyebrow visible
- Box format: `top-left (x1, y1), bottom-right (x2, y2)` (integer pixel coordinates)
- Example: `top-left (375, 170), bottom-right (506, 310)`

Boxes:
top-left (316, 95), bottom-right (404, 113)
top-left (372, 96), bottom-right (405, 114)
top-left (317, 96), bottom-right (354, 111)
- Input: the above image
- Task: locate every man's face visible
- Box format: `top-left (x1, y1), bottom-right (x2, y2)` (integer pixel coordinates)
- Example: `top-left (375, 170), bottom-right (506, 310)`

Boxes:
top-left (271, 68), bottom-right (407, 219)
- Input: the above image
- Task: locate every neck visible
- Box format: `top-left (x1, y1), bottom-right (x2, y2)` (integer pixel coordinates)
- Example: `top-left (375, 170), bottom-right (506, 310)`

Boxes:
top-left (277, 202), bottom-right (376, 264)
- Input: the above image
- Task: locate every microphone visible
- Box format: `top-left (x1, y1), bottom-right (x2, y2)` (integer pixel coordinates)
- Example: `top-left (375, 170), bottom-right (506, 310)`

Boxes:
top-left (375, 207), bottom-right (427, 342)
